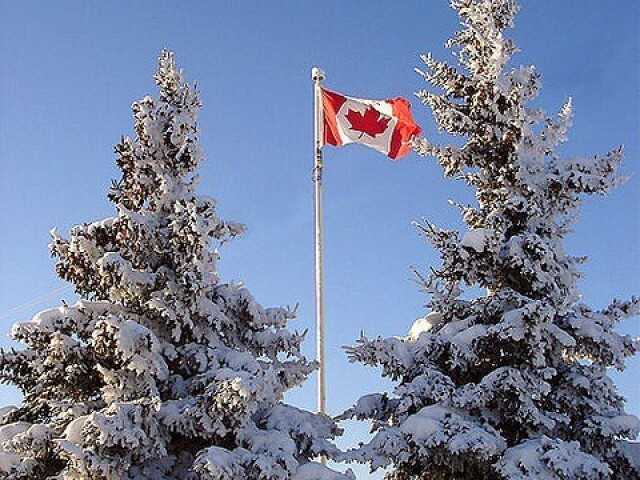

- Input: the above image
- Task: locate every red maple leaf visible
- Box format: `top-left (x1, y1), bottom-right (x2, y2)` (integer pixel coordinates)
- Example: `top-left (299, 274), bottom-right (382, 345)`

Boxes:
top-left (345, 106), bottom-right (390, 138)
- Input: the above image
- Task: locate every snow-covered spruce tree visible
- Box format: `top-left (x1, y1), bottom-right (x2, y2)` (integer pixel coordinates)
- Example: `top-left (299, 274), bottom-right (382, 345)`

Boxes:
top-left (341, 1), bottom-right (639, 479)
top-left (0, 51), bottom-right (350, 480)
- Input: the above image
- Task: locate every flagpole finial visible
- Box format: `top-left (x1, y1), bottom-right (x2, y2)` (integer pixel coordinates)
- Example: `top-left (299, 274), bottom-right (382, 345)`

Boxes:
top-left (311, 67), bottom-right (325, 83)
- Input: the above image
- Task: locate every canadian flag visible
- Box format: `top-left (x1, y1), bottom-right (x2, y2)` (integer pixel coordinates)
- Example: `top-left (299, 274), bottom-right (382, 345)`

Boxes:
top-left (321, 88), bottom-right (422, 160)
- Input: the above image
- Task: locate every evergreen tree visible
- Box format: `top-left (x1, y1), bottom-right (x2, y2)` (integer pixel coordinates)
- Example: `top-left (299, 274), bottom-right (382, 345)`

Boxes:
top-left (341, 1), bottom-right (639, 478)
top-left (0, 51), bottom-right (349, 480)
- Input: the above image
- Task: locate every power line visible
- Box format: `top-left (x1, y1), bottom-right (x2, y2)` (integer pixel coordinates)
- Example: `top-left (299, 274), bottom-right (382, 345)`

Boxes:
top-left (0, 285), bottom-right (74, 323)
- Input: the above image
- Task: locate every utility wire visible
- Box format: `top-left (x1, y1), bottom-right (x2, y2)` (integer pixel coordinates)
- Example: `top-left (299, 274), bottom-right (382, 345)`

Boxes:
top-left (0, 285), bottom-right (74, 323)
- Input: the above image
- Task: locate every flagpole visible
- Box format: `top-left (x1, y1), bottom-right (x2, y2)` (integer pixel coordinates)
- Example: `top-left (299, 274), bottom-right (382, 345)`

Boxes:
top-left (311, 67), bottom-right (326, 432)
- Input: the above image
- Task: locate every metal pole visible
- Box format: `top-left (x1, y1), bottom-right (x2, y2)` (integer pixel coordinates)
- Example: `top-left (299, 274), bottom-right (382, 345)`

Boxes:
top-left (311, 67), bottom-right (326, 428)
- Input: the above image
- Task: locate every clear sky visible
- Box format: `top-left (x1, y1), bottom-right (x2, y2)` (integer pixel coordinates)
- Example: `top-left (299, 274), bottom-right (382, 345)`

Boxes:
top-left (1, 1), bottom-right (638, 477)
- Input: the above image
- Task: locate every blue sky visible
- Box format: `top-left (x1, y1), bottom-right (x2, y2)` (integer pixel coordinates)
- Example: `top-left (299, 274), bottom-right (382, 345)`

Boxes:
top-left (1, 1), bottom-right (638, 476)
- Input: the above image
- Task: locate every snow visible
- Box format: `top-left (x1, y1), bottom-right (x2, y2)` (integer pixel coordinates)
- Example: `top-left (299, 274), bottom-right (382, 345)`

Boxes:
top-left (293, 463), bottom-right (354, 480)
top-left (350, 394), bottom-right (387, 419)
top-left (116, 318), bottom-right (169, 379)
top-left (0, 3), bottom-right (636, 479)
top-left (399, 405), bottom-right (445, 441)
top-left (0, 50), bottom-right (343, 480)
top-left (498, 438), bottom-right (611, 479)
top-left (0, 407), bottom-right (17, 425)
top-left (594, 414), bottom-right (640, 437)
top-left (0, 422), bottom-right (31, 445)
top-left (408, 311), bottom-right (443, 340)
top-left (63, 416), bottom-right (89, 444)
top-left (193, 446), bottom-right (243, 480)
top-left (0, 451), bottom-right (21, 473)
top-left (460, 228), bottom-right (492, 252)
top-left (344, 0), bottom-right (638, 478)
top-left (621, 442), bottom-right (640, 473)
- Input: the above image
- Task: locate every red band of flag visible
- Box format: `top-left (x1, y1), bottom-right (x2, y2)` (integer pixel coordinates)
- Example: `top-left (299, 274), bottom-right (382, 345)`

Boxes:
top-left (321, 88), bottom-right (421, 160)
